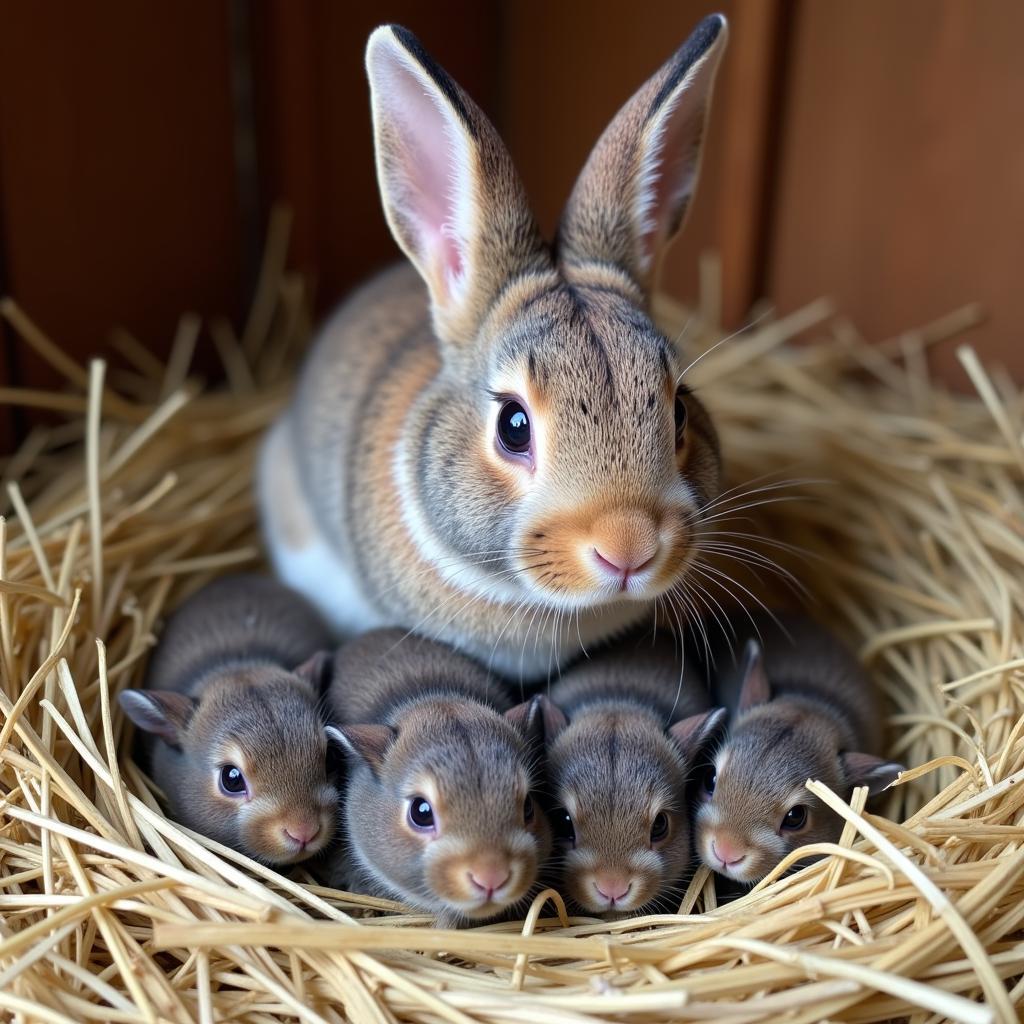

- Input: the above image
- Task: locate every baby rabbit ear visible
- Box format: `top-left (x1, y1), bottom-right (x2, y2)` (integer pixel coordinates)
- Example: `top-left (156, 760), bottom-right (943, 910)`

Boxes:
top-left (325, 724), bottom-right (396, 777)
top-left (365, 25), bottom-right (549, 347)
top-left (558, 14), bottom-right (727, 296)
top-left (668, 706), bottom-right (726, 756)
top-left (506, 694), bottom-right (568, 743)
top-left (293, 650), bottom-right (334, 697)
top-left (738, 639), bottom-right (771, 713)
top-left (118, 690), bottom-right (195, 745)
top-left (841, 753), bottom-right (904, 796)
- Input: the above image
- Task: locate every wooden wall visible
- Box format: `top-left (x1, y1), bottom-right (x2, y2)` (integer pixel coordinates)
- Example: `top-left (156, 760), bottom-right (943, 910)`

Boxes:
top-left (1, 0), bottom-right (1020, 445)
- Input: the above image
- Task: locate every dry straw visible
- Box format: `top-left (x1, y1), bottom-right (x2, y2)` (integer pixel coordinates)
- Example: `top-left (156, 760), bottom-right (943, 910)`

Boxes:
top-left (1, 222), bottom-right (1022, 1022)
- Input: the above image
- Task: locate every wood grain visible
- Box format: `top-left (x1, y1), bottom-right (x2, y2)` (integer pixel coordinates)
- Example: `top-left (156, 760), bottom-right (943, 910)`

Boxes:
top-left (767, 0), bottom-right (1024, 379)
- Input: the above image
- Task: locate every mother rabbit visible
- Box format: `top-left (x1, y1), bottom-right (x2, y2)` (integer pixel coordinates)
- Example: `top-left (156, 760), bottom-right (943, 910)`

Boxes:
top-left (260, 16), bottom-right (728, 679)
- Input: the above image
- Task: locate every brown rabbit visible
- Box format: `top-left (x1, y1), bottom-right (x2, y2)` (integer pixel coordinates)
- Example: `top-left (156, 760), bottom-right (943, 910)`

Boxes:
top-left (259, 17), bottom-right (728, 681)
top-left (119, 575), bottom-right (340, 866)
top-left (322, 629), bottom-right (551, 926)
top-left (694, 611), bottom-right (903, 885)
top-left (544, 631), bottom-right (724, 917)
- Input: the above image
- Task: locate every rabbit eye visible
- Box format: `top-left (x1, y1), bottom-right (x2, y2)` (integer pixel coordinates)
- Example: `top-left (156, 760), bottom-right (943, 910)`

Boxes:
top-left (650, 811), bottom-right (669, 844)
top-left (674, 389), bottom-right (688, 448)
top-left (497, 400), bottom-right (532, 456)
top-left (408, 796), bottom-right (436, 831)
top-left (523, 794), bottom-right (535, 824)
top-left (219, 764), bottom-right (247, 797)
top-left (702, 767), bottom-right (716, 796)
top-left (781, 805), bottom-right (808, 831)
top-left (552, 807), bottom-right (576, 847)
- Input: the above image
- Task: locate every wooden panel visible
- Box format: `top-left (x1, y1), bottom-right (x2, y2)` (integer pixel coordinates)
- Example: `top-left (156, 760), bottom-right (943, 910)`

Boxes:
top-left (252, 0), bottom-right (498, 314)
top-left (768, 0), bottom-right (1024, 377)
top-left (0, 0), bottom-right (242, 389)
top-left (497, 0), bottom-right (785, 326)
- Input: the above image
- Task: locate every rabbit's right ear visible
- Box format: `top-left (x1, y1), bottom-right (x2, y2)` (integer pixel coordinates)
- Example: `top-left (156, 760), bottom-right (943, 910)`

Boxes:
top-left (738, 639), bottom-right (771, 713)
top-left (366, 26), bottom-right (550, 347)
top-left (118, 690), bottom-right (196, 746)
top-left (558, 14), bottom-right (728, 296)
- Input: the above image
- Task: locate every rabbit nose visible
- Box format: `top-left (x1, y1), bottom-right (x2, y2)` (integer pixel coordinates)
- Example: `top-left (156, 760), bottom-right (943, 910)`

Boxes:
top-left (593, 873), bottom-right (633, 905)
top-left (284, 821), bottom-right (321, 848)
top-left (467, 863), bottom-right (511, 899)
top-left (590, 510), bottom-right (660, 590)
top-left (711, 838), bottom-right (746, 868)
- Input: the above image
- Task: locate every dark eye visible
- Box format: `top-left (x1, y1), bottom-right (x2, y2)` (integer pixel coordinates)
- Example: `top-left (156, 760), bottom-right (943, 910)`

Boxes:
top-left (650, 811), bottom-right (669, 843)
top-left (523, 794), bottom-right (535, 824)
top-left (674, 389), bottom-right (688, 447)
top-left (702, 767), bottom-right (716, 796)
top-left (552, 807), bottom-right (575, 846)
top-left (219, 764), bottom-right (247, 796)
top-left (408, 796), bottom-right (435, 830)
top-left (497, 400), bottom-right (531, 456)
top-left (781, 805), bottom-right (808, 831)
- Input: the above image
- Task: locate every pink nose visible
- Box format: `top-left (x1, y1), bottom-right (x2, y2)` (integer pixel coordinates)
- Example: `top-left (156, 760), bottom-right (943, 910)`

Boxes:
top-left (468, 865), bottom-right (511, 898)
top-left (284, 821), bottom-right (321, 848)
top-left (711, 838), bottom-right (746, 868)
top-left (592, 547), bottom-right (657, 585)
top-left (593, 874), bottom-right (632, 905)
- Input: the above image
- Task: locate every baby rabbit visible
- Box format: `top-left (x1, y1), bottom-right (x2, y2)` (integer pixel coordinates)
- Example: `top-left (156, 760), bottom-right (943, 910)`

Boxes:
top-left (544, 632), bottom-right (724, 917)
top-left (259, 16), bottom-right (729, 681)
top-left (695, 611), bottom-right (903, 885)
top-left (119, 575), bottom-right (340, 866)
top-left (323, 629), bottom-right (551, 926)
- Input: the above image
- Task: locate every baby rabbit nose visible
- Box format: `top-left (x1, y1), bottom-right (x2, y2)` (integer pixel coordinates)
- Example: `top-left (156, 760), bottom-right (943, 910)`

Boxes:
top-left (711, 838), bottom-right (746, 867)
top-left (593, 874), bottom-right (632, 904)
top-left (467, 863), bottom-right (511, 897)
top-left (590, 510), bottom-right (660, 586)
top-left (284, 821), bottom-right (321, 847)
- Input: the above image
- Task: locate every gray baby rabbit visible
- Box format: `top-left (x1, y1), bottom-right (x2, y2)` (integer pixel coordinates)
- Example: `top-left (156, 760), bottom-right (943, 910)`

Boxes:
top-left (695, 611), bottom-right (903, 885)
top-left (544, 631), bottom-right (725, 917)
top-left (119, 575), bottom-right (340, 866)
top-left (324, 629), bottom-right (552, 926)
top-left (259, 17), bottom-right (729, 681)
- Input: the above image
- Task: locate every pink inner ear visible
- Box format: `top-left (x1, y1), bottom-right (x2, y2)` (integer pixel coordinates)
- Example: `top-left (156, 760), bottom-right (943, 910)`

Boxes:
top-left (383, 56), bottom-right (465, 291)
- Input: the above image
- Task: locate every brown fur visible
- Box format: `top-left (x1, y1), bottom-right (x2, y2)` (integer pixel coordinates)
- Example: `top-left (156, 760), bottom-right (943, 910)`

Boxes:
top-left (545, 631), bottom-right (724, 917)
top-left (694, 611), bottom-right (904, 885)
top-left (119, 576), bottom-right (339, 866)
top-left (322, 629), bottom-right (552, 927)
top-left (260, 17), bottom-right (729, 682)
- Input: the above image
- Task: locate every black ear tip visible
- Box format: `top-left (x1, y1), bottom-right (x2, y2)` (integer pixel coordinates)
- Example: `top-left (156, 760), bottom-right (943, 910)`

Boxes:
top-left (389, 24), bottom-right (420, 50)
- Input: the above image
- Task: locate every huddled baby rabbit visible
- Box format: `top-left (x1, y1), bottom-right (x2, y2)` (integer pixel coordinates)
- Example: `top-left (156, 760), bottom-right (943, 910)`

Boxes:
top-left (322, 629), bottom-right (551, 926)
top-left (694, 611), bottom-right (903, 885)
top-left (259, 15), bottom-right (729, 680)
top-left (119, 575), bottom-right (339, 866)
top-left (543, 631), bottom-right (725, 916)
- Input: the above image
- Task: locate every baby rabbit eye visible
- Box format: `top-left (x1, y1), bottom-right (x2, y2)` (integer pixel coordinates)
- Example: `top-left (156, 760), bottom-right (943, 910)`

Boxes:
top-left (497, 400), bottom-right (532, 456)
top-left (702, 767), bottom-right (717, 796)
top-left (523, 794), bottom-right (535, 824)
top-left (552, 808), bottom-right (576, 846)
top-left (219, 765), bottom-right (247, 797)
top-left (408, 796), bottom-right (436, 831)
top-left (674, 389), bottom-right (688, 447)
top-left (650, 811), bottom-right (669, 843)
top-left (781, 805), bottom-right (808, 831)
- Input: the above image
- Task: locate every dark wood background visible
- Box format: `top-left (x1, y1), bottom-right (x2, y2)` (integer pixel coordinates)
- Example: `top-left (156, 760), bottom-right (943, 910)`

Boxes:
top-left (1, 0), bottom-right (1021, 446)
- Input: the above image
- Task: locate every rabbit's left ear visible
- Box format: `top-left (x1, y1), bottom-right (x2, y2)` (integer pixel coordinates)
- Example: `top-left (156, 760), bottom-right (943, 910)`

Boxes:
top-left (557, 14), bottom-right (728, 295)
top-left (365, 25), bottom-right (550, 347)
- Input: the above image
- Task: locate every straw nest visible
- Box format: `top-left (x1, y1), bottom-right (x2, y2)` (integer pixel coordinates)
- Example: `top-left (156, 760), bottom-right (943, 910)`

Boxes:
top-left (1, 217), bottom-right (1022, 1023)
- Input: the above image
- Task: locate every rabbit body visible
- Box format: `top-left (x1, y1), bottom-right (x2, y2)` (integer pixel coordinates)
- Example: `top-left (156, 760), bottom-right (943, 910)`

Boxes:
top-left (694, 611), bottom-right (902, 884)
top-left (545, 632), bottom-right (723, 916)
top-left (323, 628), bottom-right (552, 926)
top-left (260, 18), bottom-right (730, 681)
top-left (119, 575), bottom-right (339, 865)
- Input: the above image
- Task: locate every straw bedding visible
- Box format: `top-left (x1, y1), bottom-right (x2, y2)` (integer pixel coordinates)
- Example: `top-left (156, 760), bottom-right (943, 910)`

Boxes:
top-left (1, 224), bottom-right (1022, 1022)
